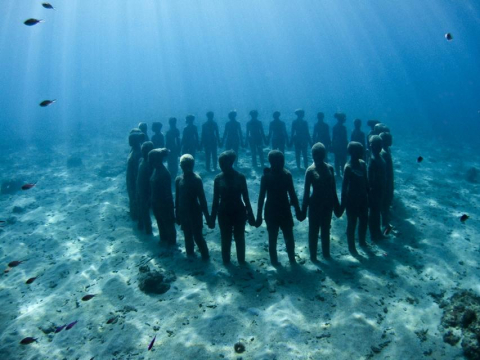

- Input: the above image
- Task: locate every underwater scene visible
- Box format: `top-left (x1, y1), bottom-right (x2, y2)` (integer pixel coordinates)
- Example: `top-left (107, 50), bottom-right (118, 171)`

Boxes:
top-left (1, 1), bottom-right (480, 359)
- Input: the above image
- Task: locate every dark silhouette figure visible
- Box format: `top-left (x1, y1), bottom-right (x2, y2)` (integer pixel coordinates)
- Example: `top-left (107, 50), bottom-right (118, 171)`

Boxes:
top-left (149, 148), bottom-right (177, 245)
top-left (136, 141), bottom-right (155, 234)
top-left (366, 120), bottom-right (380, 163)
top-left (267, 111), bottom-right (289, 154)
top-left (182, 115), bottom-right (199, 157)
top-left (175, 154), bottom-right (210, 260)
top-left (138, 122), bottom-right (149, 142)
top-left (290, 109), bottom-right (312, 169)
top-left (245, 110), bottom-right (267, 168)
top-left (340, 142), bottom-right (369, 254)
top-left (210, 151), bottom-right (255, 265)
top-left (222, 111), bottom-right (244, 161)
top-left (165, 117), bottom-right (181, 180)
top-left (201, 111), bottom-right (221, 172)
top-left (300, 143), bottom-right (340, 261)
top-left (368, 135), bottom-right (387, 241)
top-left (332, 113), bottom-right (348, 176)
top-left (126, 130), bottom-right (145, 221)
top-left (256, 151), bottom-right (300, 265)
top-left (151, 122), bottom-right (165, 149)
top-left (312, 112), bottom-right (331, 159)
top-left (350, 119), bottom-right (366, 149)
top-left (380, 132), bottom-right (394, 230)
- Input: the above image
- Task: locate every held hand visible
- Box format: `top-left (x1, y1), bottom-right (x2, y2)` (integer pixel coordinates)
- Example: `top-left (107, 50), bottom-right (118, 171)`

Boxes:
top-left (208, 218), bottom-right (216, 229)
top-left (175, 216), bottom-right (181, 226)
top-left (255, 216), bottom-right (263, 228)
top-left (247, 213), bottom-right (256, 227)
top-left (296, 210), bottom-right (306, 222)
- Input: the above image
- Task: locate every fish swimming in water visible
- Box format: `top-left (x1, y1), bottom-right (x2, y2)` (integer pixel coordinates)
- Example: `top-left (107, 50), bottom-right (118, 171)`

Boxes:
top-left (55, 324), bottom-right (67, 333)
top-left (65, 320), bottom-right (78, 330)
top-left (460, 214), bottom-right (469, 223)
top-left (445, 33), bottom-right (453, 41)
top-left (0, 220), bottom-right (5, 226)
top-left (106, 317), bottom-right (118, 324)
top-left (26, 277), bottom-right (37, 284)
top-left (148, 335), bottom-right (156, 351)
top-left (82, 294), bottom-right (95, 301)
top-left (8, 260), bottom-right (25, 267)
top-left (21, 183), bottom-right (36, 190)
top-left (24, 19), bottom-right (44, 26)
top-left (20, 337), bottom-right (38, 345)
top-left (39, 99), bottom-right (56, 107)
top-left (417, 156), bottom-right (423, 163)
top-left (42, 3), bottom-right (55, 10)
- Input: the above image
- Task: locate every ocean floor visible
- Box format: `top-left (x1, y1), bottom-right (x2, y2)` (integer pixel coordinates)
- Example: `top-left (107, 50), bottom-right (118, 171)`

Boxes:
top-left (0, 133), bottom-right (479, 360)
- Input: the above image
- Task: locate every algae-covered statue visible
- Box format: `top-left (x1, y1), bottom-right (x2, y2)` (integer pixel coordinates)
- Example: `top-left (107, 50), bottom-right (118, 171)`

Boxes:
top-left (290, 109), bottom-right (312, 169)
top-left (245, 110), bottom-right (267, 168)
top-left (200, 111), bottom-right (221, 172)
top-left (368, 135), bottom-right (387, 241)
top-left (267, 111), bottom-right (289, 154)
top-left (222, 110), bottom-right (244, 165)
top-left (300, 143), bottom-right (340, 261)
top-left (136, 141), bottom-right (155, 234)
top-left (256, 150), bottom-right (300, 265)
top-left (151, 122), bottom-right (165, 149)
top-left (126, 130), bottom-right (145, 220)
top-left (149, 148), bottom-right (176, 245)
top-left (332, 113), bottom-right (348, 177)
top-left (165, 117), bottom-right (181, 180)
top-left (312, 112), bottom-right (331, 160)
top-left (340, 141), bottom-right (369, 253)
top-left (380, 132), bottom-right (394, 231)
top-left (210, 151), bottom-right (255, 265)
top-left (182, 115), bottom-right (199, 157)
top-left (175, 154), bottom-right (210, 260)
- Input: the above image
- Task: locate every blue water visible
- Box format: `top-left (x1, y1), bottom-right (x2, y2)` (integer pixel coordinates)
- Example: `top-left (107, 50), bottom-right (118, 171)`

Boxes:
top-left (1, 1), bottom-right (479, 145)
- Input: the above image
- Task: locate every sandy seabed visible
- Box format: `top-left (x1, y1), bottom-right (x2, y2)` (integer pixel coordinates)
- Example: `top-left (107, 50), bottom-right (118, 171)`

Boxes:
top-left (0, 134), bottom-right (479, 360)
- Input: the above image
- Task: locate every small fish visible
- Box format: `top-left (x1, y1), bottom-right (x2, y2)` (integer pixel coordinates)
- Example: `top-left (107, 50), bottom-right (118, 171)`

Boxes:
top-left (445, 33), bottom-right (453, 41)
top-left (55, 324), bottom-right (67, 333)
top-left (8, 260), bottom-right (24, 267)
top-left (0, 220), bottom-right (5, 227)
top-left (65, 320), bottom-right (78, 330)
top-left (82, 294), bottom-right (95, 301)
top-left (460, 214), bottom-right (469, 223)
top-left (20, 337), bottom-right (37, 345)
top-left (106, 317), bottom-right (117, 324)
top-left (21, 183), bottom-right (36, 190)
top-left (26, 277), bottom-right (37, 284)
top-left (4, 268), bottom-right (11, 273)
top-left (39, 99), bottom-right (56, 107)
top-left (148, 335), bottom-right (156, 351)
top-left (383, 225), bottom-right (393, 236)
top-left (24, 19), bottom-right (44, 26)
top-left (382, 252), bottom-right (388, 257)
top-left (42, 3), bottom-right (55, 10)
top-left (417, 156), bottom-right (423, 163)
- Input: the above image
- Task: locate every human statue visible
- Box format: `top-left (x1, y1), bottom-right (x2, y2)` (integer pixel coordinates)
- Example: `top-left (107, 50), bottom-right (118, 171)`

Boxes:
top-left (340, 141), bottom-right (369, 253)
top-left (245, 110), bottom-right (267, 168)
top-left (200, 111), bottom-right (221, 172)
top-left (149, 148), bottom-right (177, 245)
top-left (256, 150), bottom-right (300, 265)
top-left (300, 143), bottom-right (340, 261)
top-left (175, 154), bottom-right (210, 260)
top-left (210, 151), bottom-right (255, 264)
top-left (290, 109), bottom-right (312, 169)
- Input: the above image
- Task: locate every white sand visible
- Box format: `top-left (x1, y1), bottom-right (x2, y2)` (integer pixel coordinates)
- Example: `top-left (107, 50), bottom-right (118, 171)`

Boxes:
top-left (0, 134), bottom-right (478, 359)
